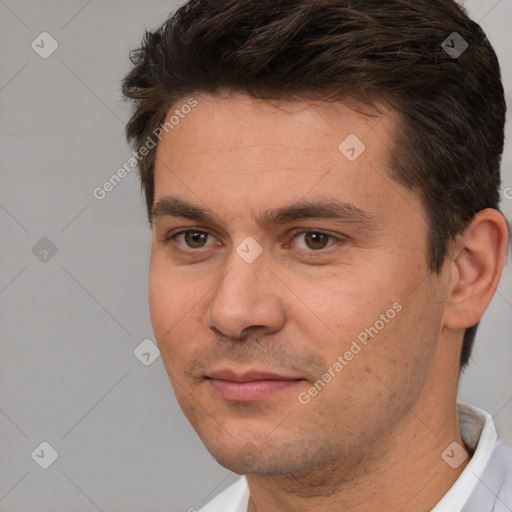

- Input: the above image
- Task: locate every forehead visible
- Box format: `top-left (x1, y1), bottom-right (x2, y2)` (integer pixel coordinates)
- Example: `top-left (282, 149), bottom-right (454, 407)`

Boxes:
top-left (156, 92), bottom-right (392, 156)
top-left (154, 93), bottom-right (396, 183)
top-left (151, 92), bottom-right (421, 228)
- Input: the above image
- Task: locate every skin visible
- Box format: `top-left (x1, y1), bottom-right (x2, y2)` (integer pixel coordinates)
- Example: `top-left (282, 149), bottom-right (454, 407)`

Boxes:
top-left (149, 92), bottom-right (509, 511)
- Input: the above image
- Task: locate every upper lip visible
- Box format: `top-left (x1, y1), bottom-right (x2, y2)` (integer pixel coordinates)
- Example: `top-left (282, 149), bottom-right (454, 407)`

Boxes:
top-left (206, 369), bottom-right (302, 382)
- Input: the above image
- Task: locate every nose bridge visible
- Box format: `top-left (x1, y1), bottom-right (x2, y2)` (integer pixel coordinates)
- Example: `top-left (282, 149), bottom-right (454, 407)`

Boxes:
top-left (214, 243), bottom-right (268, 309)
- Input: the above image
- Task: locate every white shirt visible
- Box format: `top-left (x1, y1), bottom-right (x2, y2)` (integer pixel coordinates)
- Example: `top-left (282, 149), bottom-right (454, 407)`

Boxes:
top-left (198, 402), bottom-right (512, 512)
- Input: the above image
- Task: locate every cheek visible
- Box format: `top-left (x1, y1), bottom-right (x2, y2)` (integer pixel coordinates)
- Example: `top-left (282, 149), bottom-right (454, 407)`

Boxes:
top-left (297, 270), bottom-right (431, 381)
top-left (295, 272), bottom-right (396, 340)
top-left (148, 258), bottom-right (205, 362)
top-left (354, 282), bottom-right (443, 393)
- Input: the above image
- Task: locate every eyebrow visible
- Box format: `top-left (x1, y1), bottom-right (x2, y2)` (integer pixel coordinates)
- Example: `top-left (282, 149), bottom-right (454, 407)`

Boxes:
top-left (151, 196), bottom-right (379, 230)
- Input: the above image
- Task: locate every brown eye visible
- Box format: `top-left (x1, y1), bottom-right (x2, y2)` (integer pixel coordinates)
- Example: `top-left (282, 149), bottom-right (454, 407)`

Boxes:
top-left (292, 231), bottom-right (337, 250)
top-left (183, 231), bottom-right (209, 248)
top-left (167, 230), bottom-right (214, 249)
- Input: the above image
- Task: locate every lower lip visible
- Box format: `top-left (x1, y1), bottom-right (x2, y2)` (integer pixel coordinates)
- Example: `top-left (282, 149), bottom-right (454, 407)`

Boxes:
top-left (208, 379), bottom-right (302, 401)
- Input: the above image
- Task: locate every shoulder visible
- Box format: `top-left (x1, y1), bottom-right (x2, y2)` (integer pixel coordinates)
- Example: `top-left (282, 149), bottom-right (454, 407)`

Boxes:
top-left (489, 439), bottom-right (512, 483)
top-left (467, 439), bottom-right (512, 511)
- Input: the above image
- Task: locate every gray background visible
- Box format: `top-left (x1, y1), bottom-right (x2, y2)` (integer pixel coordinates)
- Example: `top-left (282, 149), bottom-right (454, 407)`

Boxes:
top-left (0, 1), bottom-right (511, 511)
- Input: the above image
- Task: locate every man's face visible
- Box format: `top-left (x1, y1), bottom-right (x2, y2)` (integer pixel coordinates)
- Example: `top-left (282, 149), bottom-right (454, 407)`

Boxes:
top-left (149, 93), bottom-right (451, 478)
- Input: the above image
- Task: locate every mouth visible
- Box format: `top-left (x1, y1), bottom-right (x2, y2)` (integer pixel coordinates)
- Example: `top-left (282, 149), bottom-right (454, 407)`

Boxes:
top-left (205, 369), bottom-right (305, 402)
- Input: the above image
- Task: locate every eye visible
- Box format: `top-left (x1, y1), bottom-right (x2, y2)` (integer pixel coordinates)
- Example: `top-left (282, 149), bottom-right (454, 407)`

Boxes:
top-left (167, 230), bottom-right (219, 249)
top-left (290, 230), bottom-right (340, 250)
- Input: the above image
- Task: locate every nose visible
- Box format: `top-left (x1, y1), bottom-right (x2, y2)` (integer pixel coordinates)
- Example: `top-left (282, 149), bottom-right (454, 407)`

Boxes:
top-left (205, 246), bottom-right (286, 340)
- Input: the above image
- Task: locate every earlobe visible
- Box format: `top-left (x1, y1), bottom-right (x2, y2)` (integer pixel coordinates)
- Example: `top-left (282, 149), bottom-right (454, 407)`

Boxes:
top-left (443, 209), bottom-right (509, 330)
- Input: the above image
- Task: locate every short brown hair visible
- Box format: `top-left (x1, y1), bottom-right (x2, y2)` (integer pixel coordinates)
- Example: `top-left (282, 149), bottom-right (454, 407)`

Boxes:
top-left (122, 0), bottom-right (507, 371)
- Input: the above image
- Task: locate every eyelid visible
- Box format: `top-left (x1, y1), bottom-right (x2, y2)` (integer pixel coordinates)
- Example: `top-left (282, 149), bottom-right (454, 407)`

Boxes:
top-left (162, 227), bottom-right (220, 247)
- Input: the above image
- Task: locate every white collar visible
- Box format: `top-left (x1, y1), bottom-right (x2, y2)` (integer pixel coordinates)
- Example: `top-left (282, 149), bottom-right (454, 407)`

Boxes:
top-left (431, 401), bottom-right (498, 511)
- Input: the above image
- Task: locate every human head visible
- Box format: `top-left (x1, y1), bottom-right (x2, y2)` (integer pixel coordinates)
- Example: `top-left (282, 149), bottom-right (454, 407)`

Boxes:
top-left (122, 0), bottom-right (507, 372)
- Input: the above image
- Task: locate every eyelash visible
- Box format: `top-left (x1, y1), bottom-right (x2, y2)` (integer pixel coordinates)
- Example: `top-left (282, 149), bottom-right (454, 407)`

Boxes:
top-left (161, 228), bottom-right (343, 254)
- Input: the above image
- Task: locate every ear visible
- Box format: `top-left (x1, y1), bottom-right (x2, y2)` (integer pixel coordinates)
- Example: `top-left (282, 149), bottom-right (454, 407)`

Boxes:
top-left (443, 208), bottom-right (509, 330)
